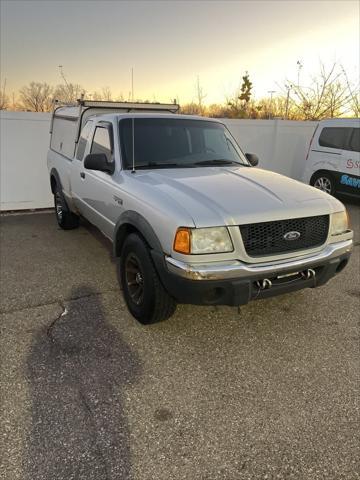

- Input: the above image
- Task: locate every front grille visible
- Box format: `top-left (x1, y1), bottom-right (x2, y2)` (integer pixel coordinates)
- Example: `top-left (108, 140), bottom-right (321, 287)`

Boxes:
top-left (240, 215), bottom-right (329, 257)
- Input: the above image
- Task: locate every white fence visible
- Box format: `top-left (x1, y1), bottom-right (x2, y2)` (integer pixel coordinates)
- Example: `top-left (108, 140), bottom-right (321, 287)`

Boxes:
top-left (223, 119), bottom-right (317, 181)
top-left (1, 112), bottom-right (52, 210)
top-left (0, 111), bottom-right (317, 211)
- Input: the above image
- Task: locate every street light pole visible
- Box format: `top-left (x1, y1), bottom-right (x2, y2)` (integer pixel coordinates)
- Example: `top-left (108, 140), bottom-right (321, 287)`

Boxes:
top-left (297, 60), bottom-right (303, 87)
top-left (131, 67), bottom-right (134, 102)
top-left (268, 90), bottom-right (276, 119)
top-left (285, 84), bottom-right (292, 119)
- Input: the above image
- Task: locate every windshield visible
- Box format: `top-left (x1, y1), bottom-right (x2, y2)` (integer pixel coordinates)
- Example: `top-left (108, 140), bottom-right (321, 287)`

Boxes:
top-left (119, 118), bottom-right (250, 169)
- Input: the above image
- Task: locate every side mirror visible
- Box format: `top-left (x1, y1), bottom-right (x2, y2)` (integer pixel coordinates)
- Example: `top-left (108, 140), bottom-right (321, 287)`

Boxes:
top-left (84, 153), bottom-right (114, 174)
top-left (245, 153), bottom-right (259, 167)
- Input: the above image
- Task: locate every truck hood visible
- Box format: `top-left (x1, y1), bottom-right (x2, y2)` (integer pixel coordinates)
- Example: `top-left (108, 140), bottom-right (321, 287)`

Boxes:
top-left (136, 167), bottom-right (344, 227)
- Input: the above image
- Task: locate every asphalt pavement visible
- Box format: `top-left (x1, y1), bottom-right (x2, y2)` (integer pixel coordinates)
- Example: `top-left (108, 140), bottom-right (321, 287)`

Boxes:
top-left (0, 201), bottom-right (359, 480)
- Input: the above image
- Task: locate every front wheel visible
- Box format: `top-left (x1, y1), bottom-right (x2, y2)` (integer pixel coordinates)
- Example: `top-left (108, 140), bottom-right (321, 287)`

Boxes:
top-left (311, 172), bottom-right (335, 196)
top-left (54, 185), bottom-right (79, 230)
top-left (120, 234), bottom-right (176, 324)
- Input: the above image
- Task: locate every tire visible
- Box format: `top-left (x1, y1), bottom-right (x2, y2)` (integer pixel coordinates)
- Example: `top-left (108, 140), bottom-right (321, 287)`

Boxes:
top-left (311, 172), bottom-right (335, 196)
top-left (54, 184), bottom-right (80, 230)
top-left (120, 233), bottom-right (176, 324)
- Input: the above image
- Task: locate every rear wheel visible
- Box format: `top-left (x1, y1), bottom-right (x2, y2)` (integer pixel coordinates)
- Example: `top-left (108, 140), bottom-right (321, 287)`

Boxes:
top-left (311, 172), bottom-right (335, 196)
top-left (54, 184), bottom-right (79, 230)
top-left (120, 233), bottom-right (176, 324)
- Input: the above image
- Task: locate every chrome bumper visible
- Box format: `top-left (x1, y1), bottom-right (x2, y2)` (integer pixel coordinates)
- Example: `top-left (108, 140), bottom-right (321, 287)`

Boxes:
top-left (165, 239), bottom-right (353, 281)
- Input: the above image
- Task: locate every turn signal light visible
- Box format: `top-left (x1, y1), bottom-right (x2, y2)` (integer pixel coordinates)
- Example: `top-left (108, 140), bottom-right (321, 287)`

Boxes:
top-left (173, 228), bottom-right (191, 254)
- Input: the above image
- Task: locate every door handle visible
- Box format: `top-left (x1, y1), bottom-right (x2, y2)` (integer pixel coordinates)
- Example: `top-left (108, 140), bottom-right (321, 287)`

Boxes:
top-left (80, 172), bottom-right (85, 179)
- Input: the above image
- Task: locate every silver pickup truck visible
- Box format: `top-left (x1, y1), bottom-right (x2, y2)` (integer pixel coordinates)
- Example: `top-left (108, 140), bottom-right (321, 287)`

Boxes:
top-left (47, 100), bottom-right (353, 324)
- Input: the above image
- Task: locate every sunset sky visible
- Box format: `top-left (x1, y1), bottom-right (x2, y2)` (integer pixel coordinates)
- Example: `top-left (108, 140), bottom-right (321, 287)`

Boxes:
top-left (1, 0), bottom-right (359, 104)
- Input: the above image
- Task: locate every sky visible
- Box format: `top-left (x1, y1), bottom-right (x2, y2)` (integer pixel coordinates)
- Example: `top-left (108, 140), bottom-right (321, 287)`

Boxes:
top-left (0, 0), bottom-right (359, 105)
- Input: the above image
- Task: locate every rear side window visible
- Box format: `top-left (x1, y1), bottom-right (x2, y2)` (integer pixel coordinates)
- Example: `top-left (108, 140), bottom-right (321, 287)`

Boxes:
top-left (349, 128), bottom-right (360, 152)
top-left (91, 127), bottom-right (112, 162)
top-left (76, 121), bottom-right (93, 160)
top-left (318, 127), bottom-right (352, 149)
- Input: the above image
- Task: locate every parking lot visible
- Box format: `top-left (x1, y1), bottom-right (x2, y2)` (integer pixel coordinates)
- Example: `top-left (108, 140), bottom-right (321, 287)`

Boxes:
top-left (0, 201), bottom-right (359, 480)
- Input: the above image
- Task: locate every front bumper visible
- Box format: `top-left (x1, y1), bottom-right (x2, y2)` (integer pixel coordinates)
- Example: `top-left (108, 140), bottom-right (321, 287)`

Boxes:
top-left (153, 239), bottom-right (353, 306)
top-left (165, 239), bottom-right (353, 281)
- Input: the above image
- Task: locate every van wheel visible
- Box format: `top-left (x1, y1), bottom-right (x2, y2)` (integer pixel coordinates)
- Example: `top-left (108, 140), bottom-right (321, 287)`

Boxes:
top-left (311, 172), bottom-right (335, 196)
top-left (54, 185), bottom-right (79, 230)
top-left (120, 233), bottom-right (176, 324)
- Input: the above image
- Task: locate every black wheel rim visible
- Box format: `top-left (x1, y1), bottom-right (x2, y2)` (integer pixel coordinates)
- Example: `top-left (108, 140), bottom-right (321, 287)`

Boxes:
top-left (55, 192), bottom-right (63, 222)
top-left (125, 253), bottom-right (144, 305)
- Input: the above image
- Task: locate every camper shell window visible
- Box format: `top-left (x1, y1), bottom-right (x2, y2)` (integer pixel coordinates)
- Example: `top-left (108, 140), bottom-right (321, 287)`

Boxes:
top-left (50, 115), bottom-right (78, 159)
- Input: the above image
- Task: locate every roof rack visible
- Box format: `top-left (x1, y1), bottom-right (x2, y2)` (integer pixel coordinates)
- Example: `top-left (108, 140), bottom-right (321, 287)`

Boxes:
top-left (76, 99), bottom-right (180, 113)
top-left (50, 98), bottom-right (181, 141)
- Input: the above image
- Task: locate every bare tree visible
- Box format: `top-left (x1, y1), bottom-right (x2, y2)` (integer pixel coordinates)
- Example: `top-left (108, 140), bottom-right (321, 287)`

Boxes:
top-left (206, 103), bottom-right (230, 118)
top-left (255, 96), bottom-right (294, 119)
top-left (340, 65), bottom-right (360, 117)
top-left (0, 79), bottom-right (9, 110)
top-left (115, 93), bottom-right (125, 102)
top-left (286, 62), bottom-right (354, 120)
top-left (19, 82), bottom-right (54, 111)
top-left (195, 76), bottom-right (206, 114)
top-left (180, 102), bottom-right (203, 115)
top-left (92, 86), bottom-right (113, 101)
top-left (0, 92), bottom-right (9, 110)
top-left (53, 83), bottom-right (85, 104)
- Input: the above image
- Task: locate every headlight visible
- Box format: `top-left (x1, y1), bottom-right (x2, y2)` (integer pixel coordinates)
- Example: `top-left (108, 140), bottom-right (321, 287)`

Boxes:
top-left (330, 210), bottom-right (349, 236)
top-left (173, 227), bottom-right (233, 254)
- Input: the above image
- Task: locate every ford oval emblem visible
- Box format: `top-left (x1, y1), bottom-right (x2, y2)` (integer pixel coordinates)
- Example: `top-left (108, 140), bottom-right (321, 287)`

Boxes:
top-left (283, 231), bottom-right (301, 241)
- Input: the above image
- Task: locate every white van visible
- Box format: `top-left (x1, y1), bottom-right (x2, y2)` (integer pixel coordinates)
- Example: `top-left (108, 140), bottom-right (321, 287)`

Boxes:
top-left (303, 118), bottom-right (359, 197)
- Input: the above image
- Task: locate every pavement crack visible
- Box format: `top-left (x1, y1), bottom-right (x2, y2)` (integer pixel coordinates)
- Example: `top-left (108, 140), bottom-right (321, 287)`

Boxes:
top-left (46, 301), bottom-right (67, 343)
top-left (45, 303), bottom-right (111, 479)
top-left (1, 288), bottom-right (120, 315)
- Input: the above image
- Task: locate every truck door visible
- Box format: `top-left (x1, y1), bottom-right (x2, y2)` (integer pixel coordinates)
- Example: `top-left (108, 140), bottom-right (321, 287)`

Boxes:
top-left (72, 121), bottom-right (124, 239)
top-left (71, 120), bottom-right (93, 213)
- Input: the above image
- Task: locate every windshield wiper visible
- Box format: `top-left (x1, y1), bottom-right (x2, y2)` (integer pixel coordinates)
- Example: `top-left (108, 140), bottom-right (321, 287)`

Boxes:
top-left (128, 162), bottom-right (195, 170)
top-left (193, 159), bottom-right (241, 166)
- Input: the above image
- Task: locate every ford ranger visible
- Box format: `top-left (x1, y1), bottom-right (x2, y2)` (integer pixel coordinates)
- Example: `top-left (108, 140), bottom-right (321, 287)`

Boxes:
top-left (47, 100), bottom-right (353, 324)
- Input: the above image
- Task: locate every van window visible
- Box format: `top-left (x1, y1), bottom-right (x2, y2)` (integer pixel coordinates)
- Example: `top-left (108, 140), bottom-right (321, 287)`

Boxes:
top-left (91, 127), bottom-right (112, 162)
top-left (76, 121), bottom-right (93, 160)
top-left (318, 127), bottom-right (351, 150)
top-left (349, 128), bottom-right (360, 152)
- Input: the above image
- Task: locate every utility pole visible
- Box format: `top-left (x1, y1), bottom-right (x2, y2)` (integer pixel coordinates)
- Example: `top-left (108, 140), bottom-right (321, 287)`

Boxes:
top-left (268, 90), bottom-right (276, 119)
top-left (297, 60), bottom-right (303, 87)
top-left (285, 84), bottom-right (292, 119)
top-left (58, 65), bottom-right (70, 89)
top-left (131, 67), bottom-right (134, 102)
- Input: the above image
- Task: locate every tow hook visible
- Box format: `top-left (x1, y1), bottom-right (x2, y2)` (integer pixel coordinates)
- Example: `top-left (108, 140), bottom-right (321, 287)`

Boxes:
top-left (301, 268), bottom-right (316, 280)
top-left (255, 278), bottom-right (272, 290)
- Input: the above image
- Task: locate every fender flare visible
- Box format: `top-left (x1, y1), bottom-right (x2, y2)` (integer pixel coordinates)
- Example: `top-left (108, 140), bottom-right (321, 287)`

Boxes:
top-left (49, 168), bottom-right (63, 194)
top-left (113, 210), bottom-right (164, 257)
top-left (49, 168), bottom-right (70, 212)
